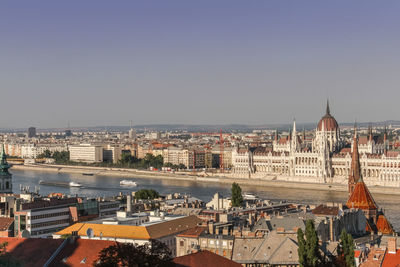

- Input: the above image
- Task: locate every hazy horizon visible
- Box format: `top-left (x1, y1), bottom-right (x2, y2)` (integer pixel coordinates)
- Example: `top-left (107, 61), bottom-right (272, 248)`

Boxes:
top-left (2, 1), bottom-right (400, 128)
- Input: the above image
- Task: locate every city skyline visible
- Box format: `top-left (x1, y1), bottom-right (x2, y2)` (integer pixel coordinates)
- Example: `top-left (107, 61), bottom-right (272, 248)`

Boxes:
top-left (2, 1), bottom-right (400, 128)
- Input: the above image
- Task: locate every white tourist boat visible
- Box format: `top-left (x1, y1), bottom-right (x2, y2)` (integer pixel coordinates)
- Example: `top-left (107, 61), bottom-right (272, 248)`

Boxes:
top-left (69, 181), bottom-right (83, 187)
top-left (243, 192), bottom-right (258, 200)
top-left (120, 180), bottom-right (138, 187)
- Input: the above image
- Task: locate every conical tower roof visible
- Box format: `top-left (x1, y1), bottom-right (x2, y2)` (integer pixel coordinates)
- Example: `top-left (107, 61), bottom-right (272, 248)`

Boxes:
top-left (347, 127), bottom-right (378, 210)
top-left (346, 180), bottom-right (377, 210)
top-left (349, 126), bottom-right (361, 184)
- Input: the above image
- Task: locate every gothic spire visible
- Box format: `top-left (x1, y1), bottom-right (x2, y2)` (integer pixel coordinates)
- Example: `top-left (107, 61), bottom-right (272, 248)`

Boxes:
top-left (347, 122), bottom-right (361, 197)
top-left (326, 99), bottom-right (331, 115)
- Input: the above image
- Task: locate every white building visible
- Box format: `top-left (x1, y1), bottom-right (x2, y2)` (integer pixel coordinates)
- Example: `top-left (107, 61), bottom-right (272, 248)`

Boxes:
top-left (20, 144), bottom-right (68, 159)
top-left (69, 144), bottom-right (103, 163)
top-left (206, 192), bottom-right (231, 211)
top-left (232, 102), bottom-right (400, 188)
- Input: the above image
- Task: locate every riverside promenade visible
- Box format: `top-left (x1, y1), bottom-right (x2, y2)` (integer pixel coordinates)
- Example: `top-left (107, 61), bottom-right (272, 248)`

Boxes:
top-left (11, 164), bottom-right (400, 196)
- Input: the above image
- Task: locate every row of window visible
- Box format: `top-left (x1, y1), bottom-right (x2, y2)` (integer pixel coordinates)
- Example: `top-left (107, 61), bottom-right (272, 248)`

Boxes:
top-left (30, 211), bottom-right (70, 220)
top-left (31, 219), bottom-right (69, 229)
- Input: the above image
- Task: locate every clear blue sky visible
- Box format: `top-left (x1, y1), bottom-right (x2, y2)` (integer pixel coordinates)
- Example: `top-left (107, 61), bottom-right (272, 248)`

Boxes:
top-left (1, 1), bottom-right (400, 128)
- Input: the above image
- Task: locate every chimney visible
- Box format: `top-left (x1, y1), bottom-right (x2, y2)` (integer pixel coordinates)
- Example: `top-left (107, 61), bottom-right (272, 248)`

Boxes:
top-left (388, 238), bottom-right (397, 254)
top-left (127, 195), bottom-right (132, 213)
top-left (208, 221), bottom-right (214, 235)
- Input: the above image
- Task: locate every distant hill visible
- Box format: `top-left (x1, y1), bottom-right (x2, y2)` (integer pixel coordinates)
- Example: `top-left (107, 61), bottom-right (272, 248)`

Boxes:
top-left (1, 120), bottom-right (399, 133)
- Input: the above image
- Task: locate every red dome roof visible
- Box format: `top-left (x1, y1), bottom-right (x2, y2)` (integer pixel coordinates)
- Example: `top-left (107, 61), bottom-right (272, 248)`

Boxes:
top-left (318, 115), bottom-right (338, 131)
top-left (317, 101), bottom-right (338, 131)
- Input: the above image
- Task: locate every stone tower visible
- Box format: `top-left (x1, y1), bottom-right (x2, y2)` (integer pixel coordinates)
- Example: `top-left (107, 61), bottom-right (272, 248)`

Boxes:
top-left (0, 145), bottom-right (12, 193)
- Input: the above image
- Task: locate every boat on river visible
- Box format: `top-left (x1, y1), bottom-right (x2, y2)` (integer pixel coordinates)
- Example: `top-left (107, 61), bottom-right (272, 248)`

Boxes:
top-left (119, 180), bottom-right (138, 187)
top-left (39, 180), bottom-right (83, 188)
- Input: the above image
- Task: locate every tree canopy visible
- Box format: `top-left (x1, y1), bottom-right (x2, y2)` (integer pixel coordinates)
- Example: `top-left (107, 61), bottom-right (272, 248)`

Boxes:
top-left (134, 189), bottom-right (160, 200)
top-left (231, 182), bottom-right (243, 207)
top-left (0, 242), bottom-right (22, 267)
top-left (297, 220), bottom-right (321, 267)
top-left (94, 240), bottom-right (172, 267)
top-left (339, 229), bottom-right (355, 267)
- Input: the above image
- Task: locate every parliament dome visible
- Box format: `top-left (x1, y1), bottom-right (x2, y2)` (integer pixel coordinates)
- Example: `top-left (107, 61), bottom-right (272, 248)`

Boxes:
top-left (317, 101), bottom-right (338, 131)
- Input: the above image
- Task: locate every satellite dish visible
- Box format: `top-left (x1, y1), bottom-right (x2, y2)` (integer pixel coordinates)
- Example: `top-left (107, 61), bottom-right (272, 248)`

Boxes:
top-left (21, 230), bottom-right (30, 238)
top-left (86, 228), bottom-right (94, 238)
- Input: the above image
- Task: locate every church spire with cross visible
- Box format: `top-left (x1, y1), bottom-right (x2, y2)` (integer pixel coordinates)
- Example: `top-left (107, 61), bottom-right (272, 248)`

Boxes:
top-left (0, 144), bottom-right (12, 193)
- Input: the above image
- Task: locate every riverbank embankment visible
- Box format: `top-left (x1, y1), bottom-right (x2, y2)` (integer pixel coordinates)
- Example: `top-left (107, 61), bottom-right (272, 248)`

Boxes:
top-left (11, 164), bottom-right (400, 196)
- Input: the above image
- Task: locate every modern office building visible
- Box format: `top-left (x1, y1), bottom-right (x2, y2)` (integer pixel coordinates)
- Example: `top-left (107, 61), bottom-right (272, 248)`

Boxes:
top-left (27, 127), bottom-right (37, 138)
top-left (69, 144), bottom-right (103, 163)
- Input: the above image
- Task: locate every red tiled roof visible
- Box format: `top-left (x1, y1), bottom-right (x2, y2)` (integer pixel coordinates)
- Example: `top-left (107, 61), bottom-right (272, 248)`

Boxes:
top-left (0, 217), bottom-right (14, 231)
top-left (346, 181), bottom-right (377, 210)
top-left (318, 115), bottom-right (338, 131)
top-left (173, 250), bottom-right (242, 267)
top-left (177, 226), bottom-right (207, 238)
top-left (358, 136), bottom-right (368, 145)
top-left (376, 215), bottom-right (394, 235)
top-left (340, 148), bottom-right (351, 154)
top-left (312, 205), bottom-right (339, 216)
top-left (0, 237), bottom-right (63, 267)
top-left (49, 238), bottom-right (115, 267)
top-left (382, 249), bottom-right (400, 267)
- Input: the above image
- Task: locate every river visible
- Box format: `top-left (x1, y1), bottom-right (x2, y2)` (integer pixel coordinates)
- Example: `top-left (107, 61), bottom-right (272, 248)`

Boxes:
top-left (11, 169), bottom-right (400, 231)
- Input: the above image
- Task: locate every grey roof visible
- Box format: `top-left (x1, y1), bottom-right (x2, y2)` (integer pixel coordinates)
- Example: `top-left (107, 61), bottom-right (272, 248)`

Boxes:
top-left (232, 231), bottom-right (299, 264)
top-left (269, 216), bottom-right (305, 232)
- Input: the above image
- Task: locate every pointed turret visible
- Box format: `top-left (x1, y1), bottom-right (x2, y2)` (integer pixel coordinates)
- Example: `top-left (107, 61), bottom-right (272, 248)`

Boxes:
top-left (384, 124), bottom-right (387, 155)
top-left (368, 124), bottom-right (373, 142)
top-left (292, 119), bottom-right (297, 139)
top-left (326, 99), bottom-right (331, 115)
top-left (348, 124), bottom-right (360, 196)
top-left (274, 129), bottom-right (278, 142)
top-left (0, 144), bottom-right (10, 174)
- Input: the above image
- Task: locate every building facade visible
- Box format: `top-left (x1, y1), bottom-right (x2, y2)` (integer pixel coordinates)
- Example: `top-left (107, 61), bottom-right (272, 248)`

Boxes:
top-left (232, 102), bottom-right (400, 188)
top-left (69, 144), bottom-right (103, 163)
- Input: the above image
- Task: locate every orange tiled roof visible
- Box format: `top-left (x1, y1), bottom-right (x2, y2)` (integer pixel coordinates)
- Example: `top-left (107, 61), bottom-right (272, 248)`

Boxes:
top-left (49, 239), bottom-right (115, 267)
top-left (177, 226), bottom-right (207, 238)
top-left (0, 217), bottom-right (14, 231)
top-left (55, 215), bottom-right (202, 240)
top-left (346, 181), bottom-right (377, 210)
top-left (382, 249), bottom-right (400, 267)
top-left (0, 237), bottom-right (63, 267)
top-left (376, 214), bottom-right (394, 235)
top-left (172, 250), bottom-right (242, 267)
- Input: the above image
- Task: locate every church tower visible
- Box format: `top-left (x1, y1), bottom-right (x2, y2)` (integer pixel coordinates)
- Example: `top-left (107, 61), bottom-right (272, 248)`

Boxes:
top-left (0, 145), bottom-right (12, 193)
top-left (348, 126), bottom-right (359, 197)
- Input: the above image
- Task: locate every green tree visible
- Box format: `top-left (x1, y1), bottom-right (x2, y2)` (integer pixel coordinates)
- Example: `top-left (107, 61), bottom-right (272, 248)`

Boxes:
top-left (231, 182), bottom-right (243, 207)
top-left (0, 242), bottom-right (22, 267)
top-left (305, 220), bottom-right (320, 267)
top-left (297, 220), bottom-right (321, 267)
top-left (52, 151), bottom-right (70, 164)
top-left (37, 149), bottom-right (52, 158)
top-left (297, 228), bottom-right (307, 267)
top-left (134, 189), bottom-right (160, 200)
top-left (339, 229), bottom-right (355, 267)
top-left (94, 240), bottom-right (172, 267)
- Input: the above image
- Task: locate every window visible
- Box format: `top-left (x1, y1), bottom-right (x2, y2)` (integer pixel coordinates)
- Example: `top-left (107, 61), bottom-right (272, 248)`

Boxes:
top-left (180, 241), bottom-right (184, 247)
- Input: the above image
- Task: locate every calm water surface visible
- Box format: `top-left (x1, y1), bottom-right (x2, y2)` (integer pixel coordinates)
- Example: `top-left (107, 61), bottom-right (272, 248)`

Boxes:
top-left (11, 169), bottom-right (400, 231)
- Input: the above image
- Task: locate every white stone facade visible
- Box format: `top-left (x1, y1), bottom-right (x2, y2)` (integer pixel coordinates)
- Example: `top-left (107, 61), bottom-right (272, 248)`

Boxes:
top-left (232, 105), bottom-right (400, 188)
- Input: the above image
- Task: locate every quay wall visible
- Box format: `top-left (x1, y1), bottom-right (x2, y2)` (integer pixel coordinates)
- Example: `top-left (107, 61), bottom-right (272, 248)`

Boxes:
top-left (11, 164), bottom-right (400, 196)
